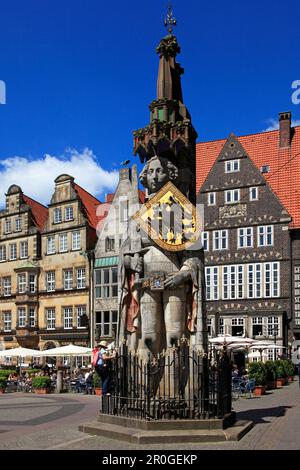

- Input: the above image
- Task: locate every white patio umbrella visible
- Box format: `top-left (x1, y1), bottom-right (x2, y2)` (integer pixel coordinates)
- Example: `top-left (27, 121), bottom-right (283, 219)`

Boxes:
top-left (248, 351), bottom-right (268, 359)
top-left (209, 336), bottom-right (254, 345)
top-left (0, 347), bottom-right (41, 374)
top-left (33, 344), bottom-right (92, 357)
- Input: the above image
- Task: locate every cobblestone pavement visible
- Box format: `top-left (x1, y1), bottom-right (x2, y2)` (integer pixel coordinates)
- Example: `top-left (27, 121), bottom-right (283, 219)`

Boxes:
top-left (0, 380), bottom-right (299, 450)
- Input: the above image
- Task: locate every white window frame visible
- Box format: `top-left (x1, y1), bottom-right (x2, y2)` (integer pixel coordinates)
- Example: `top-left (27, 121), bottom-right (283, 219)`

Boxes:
top-left (29, 274), bottom-right (36, 293)
top-left (201, 231), bottom-right (209, 251)
top-left (15, 218), bottom-right (22, 232)
top-left (47, 236), bottom-right (56, 255)
top-left (238, 227), bottom-right (253, 248)
top-left (231, 318), bottom-right (245, 336)
top-left (252, 316), bottom-right (263, 337)
top-left (18, 273), bottom-right (27, 294)
top-left (46, 271), bottom-right (56, 292)
top-left (205, 266), bottom-right (219, 300)
top-left (59, 234), bottom-right (68, 253)
top-left (18, 307), bottom-right (26, 327)
top-left (225, 189), bottom-right (240, 204)
top-left (77, 268), bottom-right (86, 289)
top-left (95, 267), bottom-right (118, 299)
top-left (95, 310), bottom-right (118, 338)
top-left (219, 318), bottom-right (224, 335)
top-left (225, 159), bottom-right (240, 173)
top-left (9, 243), bottom-right (17, 260)
top-left (3, 311), bottom-right (12, 332)
top-left (63, 307), bottom-right (73, 329)
top-left (0, 245), bottom-right (6, 262)
top-left (207, 192), bottom-right (216, 206)
top-left (72, 231), bottom-right (81, 251)
top-left (54, 208), bottom-right (62, 224)
top-left (65, 206), bottom-right (74, 221)
top-left (265, 262), bottom-right (280, 297)
top-left (223, 265), bottom-right (244, 300)
top-left (46, 308), bottom-right (56, 330)
top-left (249, 187), bottom-right (259, 201)
top-left (267, 316), bottom-right (279, 337)
top-left (213, 230), bottom-right (228, 250)
top-left (258, 225), bottom-right (274, 247)
top-left (64, 269), bottom-right (73, 290)
top-left (4, 220), bottom-right (11, 234)
top-left (20, 241), bottom-right (28, 259)
top-left (77, 305), bottom-right (87, 329)
top-left (3, 277), bottom-right (11, 296)
top-left (29, 307), bottom-right (36, 327)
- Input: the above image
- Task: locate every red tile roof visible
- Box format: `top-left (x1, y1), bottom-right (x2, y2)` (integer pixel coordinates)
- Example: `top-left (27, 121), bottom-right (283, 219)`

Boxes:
top-left (23, 195), bottom-right (48, 231)
top-left (73, 184), bottom-right (102, 230)
top-left (196, 126), bottom-right (300, 228)
top-left (106, 190), bottom-right (145, 204)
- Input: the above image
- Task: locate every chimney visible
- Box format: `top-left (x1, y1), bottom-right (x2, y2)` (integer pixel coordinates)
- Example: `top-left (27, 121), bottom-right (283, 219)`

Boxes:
top-left (279, 111), bottom-right (291, 148)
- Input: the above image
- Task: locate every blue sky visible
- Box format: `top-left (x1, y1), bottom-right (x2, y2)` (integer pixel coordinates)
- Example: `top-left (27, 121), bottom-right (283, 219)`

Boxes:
top-left (0, 0), bottom-right (299, 205)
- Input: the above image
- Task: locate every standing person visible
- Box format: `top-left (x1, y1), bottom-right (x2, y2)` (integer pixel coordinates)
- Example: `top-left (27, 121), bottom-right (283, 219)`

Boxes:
top-left (94, 340), bottom-right (114, 395)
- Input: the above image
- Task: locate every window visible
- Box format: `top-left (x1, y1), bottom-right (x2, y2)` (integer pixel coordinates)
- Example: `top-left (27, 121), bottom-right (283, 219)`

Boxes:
top-left (29, 274), bottom-right (36, 293)
top-left (225, 189), bottom-right (240, 204)
top-left (207, 318), bottom-right (212, 337)
top-left (95, 310), bottom-right (118, 337)
top-left (238, 227), bottom-right (253, 248)
top-left (249, 187), bottom-right (258, 201)
top-left (95, 267), bottom-right (118, 299)
top-left (64, 307), bottom-right (73, 329)
top-left (213, 230), bottom-right (228, 250)
top-left (72, 231), bottom-right (81, 250)
top-left (9, 243), bottom-right (17, 260)
top-left (260, 165), bottom-right (270, 174)
top-left (15, 218), bottom-right (22, 232)
top-left (77, 268), bottom-right (86, 289)
top-left (248, 264), bottom-right (262, 298)
top-left (223, 265), bottom-right (244, 299)
top-left (46, 271), bottom-right (55, 292)
top-left (18, 273), bottom-right (27, 293)
top-left (105, 237), bottom-right (115, 252)
top-left (258, 226), bottom-right (273, 247)
top-left (252, 317), bottom-right (263, 336)
top-left (219, 318), bottom-right (224, 335)
top-left (205, 267), bottom-right (219, 300)
top-left (77, 305), bottom-right (87, 328)
top-left (201, 232), bottom-right (209, 251)
top-left (59, 234), bottom-right (68, 252)
top-left (248, 262), bottom-right (279, 298)
top-left (231, 318), bottom-right (244, 336)
top-left (265, 262), bottom-right (279, 297)
top-left (20, 241), bottom-right (28, 259)
top-left (3, 311), bottom-right (12, 332)
top-left (54, 208), bottom-right (62, 224)
top-left (47, 236), bottom-right (55, 254)
top-left (46, 308), bottom-right (56, 330)
top-left (267, 316), bottom-right (279, 337)
top-left (65, 206), bottom-right (74, 221)
top-left (207, 192), bottom-right (216, 206)
top-left (64, 270), bottom-right (73, 290)
top-left (4, 220), bottom-right (11, 234)
top-left (18, 307), bottom-right (26, 327)
top-left (3, 277), bottom-right (11, 296)
top-left (0, 245), bottom-right (6, 262)
top-left (225, 159), bottom-right (240, 173)
top-left (29, 307), bottom-right (36, 327)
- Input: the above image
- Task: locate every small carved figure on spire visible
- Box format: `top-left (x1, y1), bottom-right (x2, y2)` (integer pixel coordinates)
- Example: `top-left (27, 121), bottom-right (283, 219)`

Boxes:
top-left (164, 2), bottom-right (177, 34)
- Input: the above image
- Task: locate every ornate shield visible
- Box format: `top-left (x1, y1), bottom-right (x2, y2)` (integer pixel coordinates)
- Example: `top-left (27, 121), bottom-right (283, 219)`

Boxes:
top-left (132, 181), bottom-right (202, 252)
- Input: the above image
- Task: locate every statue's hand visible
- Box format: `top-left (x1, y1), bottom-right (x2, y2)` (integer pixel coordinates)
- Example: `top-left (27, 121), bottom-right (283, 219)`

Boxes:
top-left (164, 270), bottom-right (191, 289)
top-left (131, 255), bottom-right (143, 274)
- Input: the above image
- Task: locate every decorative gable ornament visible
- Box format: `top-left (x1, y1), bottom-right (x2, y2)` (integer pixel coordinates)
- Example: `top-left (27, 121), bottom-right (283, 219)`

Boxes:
top-left (132, 181), bottom-right (202, 252)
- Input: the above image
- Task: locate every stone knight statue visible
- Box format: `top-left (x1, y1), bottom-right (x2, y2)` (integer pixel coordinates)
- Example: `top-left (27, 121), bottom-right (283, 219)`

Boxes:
top-left (118, 31), bottom-right (206, 359)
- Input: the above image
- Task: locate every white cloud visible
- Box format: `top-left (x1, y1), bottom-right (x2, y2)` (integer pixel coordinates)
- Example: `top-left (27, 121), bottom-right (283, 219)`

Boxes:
top-left (0, 148), bottom-right (119, 207)
top-left (263, 118), bottom-right (300, 132)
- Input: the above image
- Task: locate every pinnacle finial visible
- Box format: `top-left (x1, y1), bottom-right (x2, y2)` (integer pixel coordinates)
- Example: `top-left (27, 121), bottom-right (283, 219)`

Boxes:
top-left (164, 2), bottom-right (177, 34)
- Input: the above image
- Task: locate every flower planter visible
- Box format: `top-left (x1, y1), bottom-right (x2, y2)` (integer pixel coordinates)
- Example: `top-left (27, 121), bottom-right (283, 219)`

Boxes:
top-left (266, 380), bottom-right (277, 390)
top-left (254, 385), bottom-right (266, 396)
top-left (34, 388), bottom-right (51, 394)
top-left (276, 378), bottom-right (286, 387)
top-left (94, 387), bottom-right (102, 396)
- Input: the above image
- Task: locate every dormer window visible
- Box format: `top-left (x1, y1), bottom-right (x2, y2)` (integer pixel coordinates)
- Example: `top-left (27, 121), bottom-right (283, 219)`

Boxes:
top-left (225, 160), bottom-right (240, 173)
top-left (54, 208), bottom-right (62, 224)
top-left (260, 165), bottom-right (270, 174)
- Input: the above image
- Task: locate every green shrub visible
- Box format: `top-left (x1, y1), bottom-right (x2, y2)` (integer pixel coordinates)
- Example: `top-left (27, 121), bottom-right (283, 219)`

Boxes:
top-left (31, 376), bottom-right (51, 389)
top-left (275, 360), bottom-right (287, 378)
top-left (248, 361), bottom-right (267, 385)
top-left (0, 369), bottom-right (16, 378)
top-left (0, 377), bottom-right (7, 390)
top-left (265, 361), bottom-right (277, 381)
top-left (284, 359), bottom-right (296, 377)
top-left (93, 373), bottom-right (101, 388)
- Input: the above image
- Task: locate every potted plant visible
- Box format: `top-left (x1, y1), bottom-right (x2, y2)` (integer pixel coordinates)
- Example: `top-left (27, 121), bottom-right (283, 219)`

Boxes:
top-left (31, 376), bottom-right (52, 394)
top-left (275, 361), bottom-right (287, 387)
top-left (93, 372), bottom-right (102, 396)
top-left (284, 359), bottom-right (296, 382)
top-left (0, 377), bottom-right (7, 394)
top-left (248, 362), bottom-right (267, 395)
top-left (265, 360), bottom-right (277, 389)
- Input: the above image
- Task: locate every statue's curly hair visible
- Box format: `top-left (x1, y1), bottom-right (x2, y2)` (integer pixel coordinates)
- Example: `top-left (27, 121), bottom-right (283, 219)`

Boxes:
top-left (139, 156), bottom-right (179, 188)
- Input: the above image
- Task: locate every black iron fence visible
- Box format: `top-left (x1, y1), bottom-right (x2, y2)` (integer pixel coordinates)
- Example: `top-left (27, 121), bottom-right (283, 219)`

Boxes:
top-left (100, 341), bottom-right (232, 421)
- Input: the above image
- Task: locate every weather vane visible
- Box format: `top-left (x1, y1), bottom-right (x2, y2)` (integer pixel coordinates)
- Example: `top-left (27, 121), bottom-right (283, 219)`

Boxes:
top-left (164, 2), bottom-right (177, 34)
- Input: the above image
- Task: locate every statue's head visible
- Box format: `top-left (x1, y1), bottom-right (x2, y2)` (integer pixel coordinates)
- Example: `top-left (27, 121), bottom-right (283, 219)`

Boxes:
top-left (139, 156), bottom-right (178, 195)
